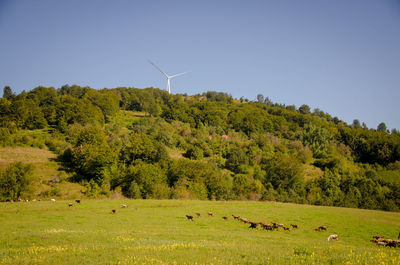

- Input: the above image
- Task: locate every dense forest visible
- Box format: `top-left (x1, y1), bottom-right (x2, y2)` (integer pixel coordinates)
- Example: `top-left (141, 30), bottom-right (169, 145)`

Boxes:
top-left (1, 85), bottom-right (400, 211)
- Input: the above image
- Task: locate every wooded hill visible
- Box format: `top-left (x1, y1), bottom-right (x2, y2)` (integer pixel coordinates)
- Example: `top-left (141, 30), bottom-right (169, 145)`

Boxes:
top-left (1, 85), bottom-right (400, 211)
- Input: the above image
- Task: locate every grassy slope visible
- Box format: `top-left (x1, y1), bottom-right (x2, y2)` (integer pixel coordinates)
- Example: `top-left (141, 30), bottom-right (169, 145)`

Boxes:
top-left (0, 200), bottom-right (399, 264)
top-left (0, 147), bottom-right (82, 199)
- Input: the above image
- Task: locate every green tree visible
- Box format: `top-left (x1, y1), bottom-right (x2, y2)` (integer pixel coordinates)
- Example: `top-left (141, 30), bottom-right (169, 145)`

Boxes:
top-left (184, 146), bottom-right (204, 160)
top-left (299, 104), bottom-right (311, 114)
top-left (352, 119), bottom-right (361, 129)
top-left (262, 153), bottom-right (303, 191)
top-left (3, 86), bottom-right (14, 99)
top-left (225, 147), bottom-right (249, 174)
top-left (301, 124), bottom-right (332, 158)
top-left (149, 103), bottom-right (162, 117)
top-left (0, 162), bottom-right (34, 201)
top-left (123, 162), bottom-right (167, 198)
top-left (377, 122), bottom-right (387, 132)
top-left (233, 174), bottom-right (251, 199)
top-left (120, 132), bottom-right (168, 164)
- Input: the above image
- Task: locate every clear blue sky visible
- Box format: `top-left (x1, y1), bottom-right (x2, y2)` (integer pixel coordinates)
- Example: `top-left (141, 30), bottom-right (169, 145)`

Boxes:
top-left (1, 0), bottom-right (399, 130)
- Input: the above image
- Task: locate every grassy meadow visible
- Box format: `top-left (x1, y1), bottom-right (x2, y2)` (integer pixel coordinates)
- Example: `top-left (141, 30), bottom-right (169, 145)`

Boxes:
top-left (1, 200), bottom-right (400, 264)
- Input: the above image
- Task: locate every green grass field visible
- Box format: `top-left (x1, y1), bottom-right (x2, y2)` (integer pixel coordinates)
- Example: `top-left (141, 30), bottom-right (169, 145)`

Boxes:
top-left (0, 200), bottom-right (399, 265)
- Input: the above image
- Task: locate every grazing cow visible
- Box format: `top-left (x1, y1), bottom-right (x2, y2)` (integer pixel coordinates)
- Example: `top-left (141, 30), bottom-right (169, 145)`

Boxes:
top-left (50, 199), bottom-right (56, 202)
top-left (283, 226), bottom-right (290, 231)
top-left (111, 209), bottom-right (116, 214)
top-left (265, 225), bottom-right (273, 231)
top-left (314, 227), bottom-right (321, 232)
top-left (319, 226), bottom-right (327, 231)
top-left (327, 234), bottom-right (338, 241)
top-left (196, 213), bottom-right (201, 217)
top-left (222, 216), bottom-right (228, 220)
top-left (186, 215), bottom-right (194, 221)
top-left (259, 223), bottom-right (273, 231)
top-left (240, 218), bottom-right (250, 224)
top-left (207, 212), bottom-right (214, 216)
top-left (121, 204), bottom-right (127, 208)
top-left (75, 200), bottom-right (81, 203)
top-left (386, 241), bottom-right (398, 248)
top-left (68, 203), bottom-right (73, 207)
top-left (291, 224), bottom-right (298, 229)
top-left (249, 222), bottom-right (258, 229)
top-left (232, 215), bottom-right (240, 220)
top-left (393, 240), bottom-right (400, 248)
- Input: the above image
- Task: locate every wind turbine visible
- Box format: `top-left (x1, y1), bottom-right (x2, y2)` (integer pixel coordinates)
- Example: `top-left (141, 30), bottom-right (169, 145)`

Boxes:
top-left (148, 60), bottom-right (187, 94)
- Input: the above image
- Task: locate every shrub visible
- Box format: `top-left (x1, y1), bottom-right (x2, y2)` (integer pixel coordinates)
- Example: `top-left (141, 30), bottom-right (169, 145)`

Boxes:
top-left (0, 162), bottom-right (35, 201)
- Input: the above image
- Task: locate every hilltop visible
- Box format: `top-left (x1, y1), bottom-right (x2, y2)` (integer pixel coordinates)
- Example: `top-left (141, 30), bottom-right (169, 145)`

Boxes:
top-left (0, 85), bottom-right (399, 211)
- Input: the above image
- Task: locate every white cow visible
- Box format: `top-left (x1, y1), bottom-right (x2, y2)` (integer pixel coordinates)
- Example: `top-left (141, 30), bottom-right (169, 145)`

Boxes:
top-left (327, 234), bottom-right (338, 241)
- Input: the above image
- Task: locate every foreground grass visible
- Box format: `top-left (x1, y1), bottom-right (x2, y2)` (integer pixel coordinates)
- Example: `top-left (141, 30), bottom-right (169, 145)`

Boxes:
top-left (0, 200), bottom-right (399, 264)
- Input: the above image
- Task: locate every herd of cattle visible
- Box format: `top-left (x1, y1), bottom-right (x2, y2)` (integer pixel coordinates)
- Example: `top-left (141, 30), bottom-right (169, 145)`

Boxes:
top-left (7, 199), bottom-right (399, 248)
top-left (185, 212), bottom-right (338, 241)
top-left (185, 212), bottom-right (398, 247)
top-left (370, 235), bottom-right (400, 248)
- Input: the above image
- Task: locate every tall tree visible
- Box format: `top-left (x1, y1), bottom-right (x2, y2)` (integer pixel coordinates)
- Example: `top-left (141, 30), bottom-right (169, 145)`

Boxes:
top-left (2, 86), bottom-right (14, 100)
top-left (377, 122), bottom-right (387, 132)
top-left (352, 119), bottom-right (361, 128)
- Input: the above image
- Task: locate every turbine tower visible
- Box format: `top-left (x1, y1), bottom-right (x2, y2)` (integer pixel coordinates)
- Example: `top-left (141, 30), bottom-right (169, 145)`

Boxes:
top-left (148, 60), bottom-right (187, 94)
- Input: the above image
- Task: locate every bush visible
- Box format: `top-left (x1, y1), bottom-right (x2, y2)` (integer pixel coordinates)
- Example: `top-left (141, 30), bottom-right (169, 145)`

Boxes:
top-left (0, 162), bottom-right (35, 201)
top-left (184, 146), bottom-right (204, 160)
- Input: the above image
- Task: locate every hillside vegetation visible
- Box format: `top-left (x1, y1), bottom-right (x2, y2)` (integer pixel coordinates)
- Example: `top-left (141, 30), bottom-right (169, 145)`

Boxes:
top-left (1, 85), bottom-right (400, 211)
top-left (1, 200), bottom-right (400, 264)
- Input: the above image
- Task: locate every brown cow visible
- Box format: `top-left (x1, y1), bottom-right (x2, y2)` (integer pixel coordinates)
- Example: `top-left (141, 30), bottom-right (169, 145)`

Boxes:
top-left (68, 203), bottom-right (73, 207)
top-left (291, 224), bottom-right (298, 229)
top-left (319, 226), bottom-right (327, 231)
top-left (196, 213), bottom-right (201, 217)
top-left (283, 226), bottom-right (290, 231)
top-left (261, 223), bottom-right (273, 231)
top-left (222, 216), bottom-right (228, 220)
top-left (232, 214), bottom-right (240, 220)
top-left (240, 218), bottom-right (250, 224)
top-left (111, 209), bottom-right (116, 214)
top-left (207, 212), bottom-right (214, 216)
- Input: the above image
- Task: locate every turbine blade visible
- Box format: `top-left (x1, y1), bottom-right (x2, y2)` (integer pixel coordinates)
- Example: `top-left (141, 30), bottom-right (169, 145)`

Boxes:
top-left (169, 71), bottom-right (188, 78)
top-left (148, 60), bottom-right (169, 78)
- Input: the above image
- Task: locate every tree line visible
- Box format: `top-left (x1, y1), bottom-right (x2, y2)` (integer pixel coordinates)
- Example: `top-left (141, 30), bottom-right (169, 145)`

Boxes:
top-left (1, 85), bottom-right (400, 211)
